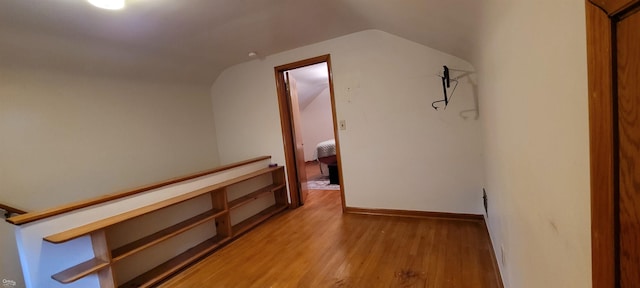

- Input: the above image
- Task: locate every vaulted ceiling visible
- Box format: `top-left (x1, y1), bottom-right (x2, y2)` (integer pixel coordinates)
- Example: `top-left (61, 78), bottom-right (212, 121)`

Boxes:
top-left (289, 62), bottom-right (329, 110)
top-left (0, 0), bottom-right (483, 85)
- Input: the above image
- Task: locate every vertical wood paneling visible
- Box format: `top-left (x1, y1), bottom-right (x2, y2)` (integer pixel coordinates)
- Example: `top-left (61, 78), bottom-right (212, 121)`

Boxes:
top-left (586, 2), bottom-right (616, 286)
top-left (587, 0), bottom-right (640, 286)
top-left (616, 10), bottom-right (640, 286)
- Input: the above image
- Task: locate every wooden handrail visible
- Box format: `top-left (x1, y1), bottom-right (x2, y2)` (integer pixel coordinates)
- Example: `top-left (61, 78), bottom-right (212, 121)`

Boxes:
top-left (43, 166), bottom-right (283, 244)
top-left (0, 203), bottom-right (27, 218)
top-left (6, 156), bottom-right (271, 226)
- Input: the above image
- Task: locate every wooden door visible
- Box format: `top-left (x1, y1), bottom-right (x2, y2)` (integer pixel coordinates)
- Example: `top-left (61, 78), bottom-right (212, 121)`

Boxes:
top-left (285, 72), bottom-right (309, 205)
top-left (616, 7), bottom-right (640, 286)
top-left (275, 55), bottom-right (346, 211)
top-left (587, 0), bottom-right (640, 286)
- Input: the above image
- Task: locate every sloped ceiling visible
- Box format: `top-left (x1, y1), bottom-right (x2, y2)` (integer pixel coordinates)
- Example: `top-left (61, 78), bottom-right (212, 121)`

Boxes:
top-left (289, 62), bottom-right (329, 110)
top-left (0, 0), bottom-right (482, 84)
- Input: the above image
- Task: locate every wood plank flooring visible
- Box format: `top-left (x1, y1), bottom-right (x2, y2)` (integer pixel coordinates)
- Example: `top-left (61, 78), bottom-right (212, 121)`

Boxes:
top-left (157, 188), bottom-right (501, 288)
top-left (305, 160), bottom-right (323, 180)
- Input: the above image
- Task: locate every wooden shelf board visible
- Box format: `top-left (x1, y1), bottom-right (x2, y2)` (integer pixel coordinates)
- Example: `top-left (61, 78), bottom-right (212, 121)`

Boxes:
top-left (51, 258), bottom-right (110, 284)
top-left (228, 184), bottom-right (285, 210)
top-left (119, 235), bottom-right (230, 288)
top-left (9, 156), bottom-right (271, 226)
top-left (231, 204), bottom-right (287, 236)
top-left (111, 209), bottom-right (226, 262)
top-left (44, 166), bottom-right (284, 244)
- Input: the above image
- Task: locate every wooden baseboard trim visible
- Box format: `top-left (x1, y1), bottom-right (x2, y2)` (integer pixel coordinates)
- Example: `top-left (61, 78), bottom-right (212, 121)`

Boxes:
top-left (344, 207), bottom-right (483, 221)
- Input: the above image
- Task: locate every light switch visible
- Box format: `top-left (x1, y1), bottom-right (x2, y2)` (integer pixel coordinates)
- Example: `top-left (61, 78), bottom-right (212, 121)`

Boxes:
top-left (339, 120), bottom-right (346, 130)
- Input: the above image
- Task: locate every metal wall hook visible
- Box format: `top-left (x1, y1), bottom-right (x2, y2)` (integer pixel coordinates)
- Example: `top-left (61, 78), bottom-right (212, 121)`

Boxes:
top-left (433, 66), bottom-right (451, 110)
top-left (432, 99), bottom-right (447, 110)
top-left (432, 65), bottom-right (459, 110)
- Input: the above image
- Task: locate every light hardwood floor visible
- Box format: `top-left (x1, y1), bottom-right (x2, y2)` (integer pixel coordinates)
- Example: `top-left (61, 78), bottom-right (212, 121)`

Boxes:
top-left (157, 187), bottom-right (502, 287)
top-left (305, 161), bottom-right (323, 180)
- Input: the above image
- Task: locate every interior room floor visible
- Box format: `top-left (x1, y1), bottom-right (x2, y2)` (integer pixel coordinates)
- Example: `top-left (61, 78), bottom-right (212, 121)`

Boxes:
top-left (157, 188), bottom-right (502, 287)
top-left (305, 160), bottom-right (323, 180)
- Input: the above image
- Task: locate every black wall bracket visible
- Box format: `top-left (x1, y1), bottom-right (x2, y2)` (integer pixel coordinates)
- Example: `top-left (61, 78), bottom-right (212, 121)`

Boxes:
top-left (432, 65), bottom-right (459, 110)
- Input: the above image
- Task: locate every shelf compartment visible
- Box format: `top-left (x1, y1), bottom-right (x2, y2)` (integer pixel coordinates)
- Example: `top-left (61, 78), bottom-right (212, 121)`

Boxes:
top-left (111, 209), bottom-right (226, 262)
top-left (51, 258), bottom-right (110, 284)
top-left (119, 235), bottom-right (230, 288)
top-left (231, 204), bottom-right (287, 236)
top-left (228, 184), bottom-right (285, 210)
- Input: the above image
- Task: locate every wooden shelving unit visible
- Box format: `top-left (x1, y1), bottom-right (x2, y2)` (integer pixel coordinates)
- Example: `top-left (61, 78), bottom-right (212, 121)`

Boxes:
top-left (45, 165), bottom-right (287, 287)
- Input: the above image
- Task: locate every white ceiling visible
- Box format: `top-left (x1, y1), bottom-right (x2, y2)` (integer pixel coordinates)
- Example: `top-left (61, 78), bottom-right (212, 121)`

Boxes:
top-left (289, 62), bottom-right (329, 110)
top-left (0, 0), bottom-right (482, 84)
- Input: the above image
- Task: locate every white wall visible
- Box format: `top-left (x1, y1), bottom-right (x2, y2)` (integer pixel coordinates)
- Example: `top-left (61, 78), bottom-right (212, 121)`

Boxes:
top-left (0, 222), bottom-right (23, 288)
top-left (212, 30), bottom-right (484, 214)
top-left (0, 67), bottom-right (220, 287)
top-left (0, 68), bottom-right (220, 210)
top-left (473, 1), bottom-right (591, 287)
top-left (299, 87), bottom-right (334, 162)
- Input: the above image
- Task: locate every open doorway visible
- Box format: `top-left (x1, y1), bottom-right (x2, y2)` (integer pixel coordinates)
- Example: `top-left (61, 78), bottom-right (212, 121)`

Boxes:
top-left (274, 55), bottom-right (345, 210)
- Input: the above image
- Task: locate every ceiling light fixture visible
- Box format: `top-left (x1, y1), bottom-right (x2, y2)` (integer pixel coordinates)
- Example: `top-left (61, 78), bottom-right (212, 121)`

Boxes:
top-left (88, 0), bottom-right (125, 10)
